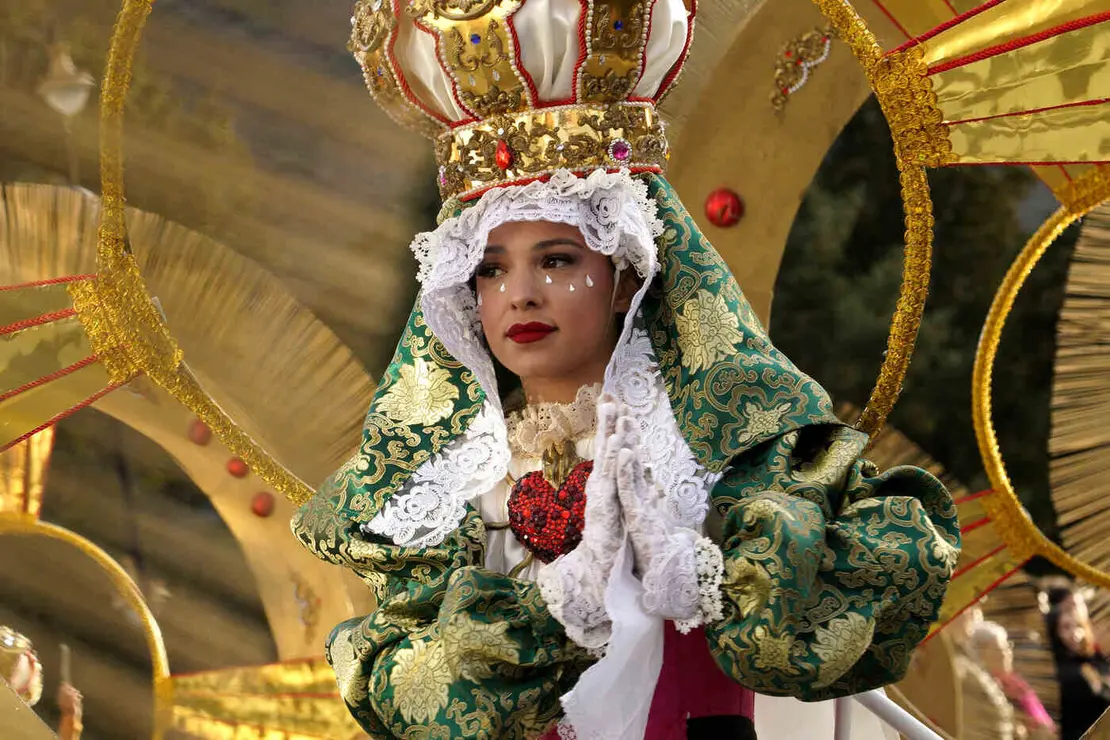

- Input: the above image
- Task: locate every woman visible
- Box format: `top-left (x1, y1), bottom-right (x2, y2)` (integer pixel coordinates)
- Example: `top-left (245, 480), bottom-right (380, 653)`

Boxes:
top-left (1046, 584), bottom-right (1110, 740)
top-left (292, 2), bottom-right (960, 737)
top-left (969, 620), bottom-right (1055, 739)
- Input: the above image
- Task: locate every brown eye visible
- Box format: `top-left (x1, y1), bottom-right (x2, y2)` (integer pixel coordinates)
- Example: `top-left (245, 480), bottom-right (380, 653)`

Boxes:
top-left (476, 263), bottom-right (504, 279)
top-left (542, 254), bottom-right (574, 270)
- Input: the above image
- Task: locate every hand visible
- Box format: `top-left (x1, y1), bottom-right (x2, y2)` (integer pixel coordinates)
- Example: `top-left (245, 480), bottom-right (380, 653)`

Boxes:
top-left (536, 396), bottom-right (629, 648)
top-left (57, 682), bottom-right (82, 718)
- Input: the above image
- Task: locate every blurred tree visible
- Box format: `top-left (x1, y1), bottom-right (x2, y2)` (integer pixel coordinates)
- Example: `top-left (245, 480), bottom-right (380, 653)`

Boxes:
top-left (771, 97), bottom-right (1078, 539)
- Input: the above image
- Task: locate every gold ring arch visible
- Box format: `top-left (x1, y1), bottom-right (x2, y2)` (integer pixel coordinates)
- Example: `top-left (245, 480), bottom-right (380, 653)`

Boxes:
top-left (972, 168), bottom-right (1110, 587)
top-left (0, 515), bottom-right (171, 739)
top-left (810, 0), bottom-right (938, 437)
top-left (92, 0), bottom-right (934, 518)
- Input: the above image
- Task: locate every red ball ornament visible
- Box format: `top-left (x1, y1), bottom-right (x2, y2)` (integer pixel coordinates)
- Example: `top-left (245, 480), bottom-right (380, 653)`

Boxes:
top-left (705, 188), bottom-right (744, 228)
top-left (251, 491), bottom-right (276, 518)
top-left (227, 457), bottom-right (249, 478)
top-left (188, 419), bottom-right (212, 446)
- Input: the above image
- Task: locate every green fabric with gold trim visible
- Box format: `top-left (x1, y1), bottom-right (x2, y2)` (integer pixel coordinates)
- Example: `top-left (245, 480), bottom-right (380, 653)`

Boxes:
top-left (292, 174), bottom-right (960, 736)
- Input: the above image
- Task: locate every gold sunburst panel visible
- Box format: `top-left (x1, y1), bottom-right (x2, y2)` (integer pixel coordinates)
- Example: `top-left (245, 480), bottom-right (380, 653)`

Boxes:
top-left (0, 183), bottom-right (377, 492)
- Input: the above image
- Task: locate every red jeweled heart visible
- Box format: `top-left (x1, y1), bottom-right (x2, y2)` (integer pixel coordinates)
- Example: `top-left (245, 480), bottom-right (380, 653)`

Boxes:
top-left (507, 460), bottom-right (593, 564)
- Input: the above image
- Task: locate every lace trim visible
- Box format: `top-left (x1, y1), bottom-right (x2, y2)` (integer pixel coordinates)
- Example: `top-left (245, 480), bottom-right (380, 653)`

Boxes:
top-left (413, 169), bottom-right (663, 289)
top-left (506, 384), bottom-right (601, 458)
top-left (362, 403), bottom-right (510, 547)
top-left (675, 537), bottom-right (725, 635)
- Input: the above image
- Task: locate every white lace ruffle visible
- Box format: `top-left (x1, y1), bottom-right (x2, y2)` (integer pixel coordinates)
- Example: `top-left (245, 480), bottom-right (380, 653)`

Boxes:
top-left (610, 330), bottom-right (711, 531)
top-left (362, 402), bottom-right (510, 547)
top-left (413, 168), bottom-right (663, 290)
top-left (674, 535), bottom-right (726, 634)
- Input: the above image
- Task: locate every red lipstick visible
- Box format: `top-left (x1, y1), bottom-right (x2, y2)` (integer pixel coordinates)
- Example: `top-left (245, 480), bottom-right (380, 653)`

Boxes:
top-left (506, 322), bottom-right (556, 344)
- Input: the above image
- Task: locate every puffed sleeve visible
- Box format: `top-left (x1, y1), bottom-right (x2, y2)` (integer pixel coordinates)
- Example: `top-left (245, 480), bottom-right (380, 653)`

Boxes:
top-left (703, 424), bottom-right (960, 700)
top-left (292, 493), bottom-right (593, 738)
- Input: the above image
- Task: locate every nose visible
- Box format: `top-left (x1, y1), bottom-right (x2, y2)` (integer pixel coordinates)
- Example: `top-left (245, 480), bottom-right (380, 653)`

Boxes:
top-left (505, 268), bottom-right (543, 310)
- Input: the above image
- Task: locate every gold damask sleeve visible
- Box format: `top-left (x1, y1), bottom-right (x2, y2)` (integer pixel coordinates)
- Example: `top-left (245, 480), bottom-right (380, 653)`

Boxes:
top-left (293, 500), bottom-right (592, 738)
top-left (704, 424), bottom-right (961, 700)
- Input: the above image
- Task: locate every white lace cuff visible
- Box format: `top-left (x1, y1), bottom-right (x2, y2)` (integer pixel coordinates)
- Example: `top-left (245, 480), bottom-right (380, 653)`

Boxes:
top-left (641, 528), bottom-right (724, 634)
top-left (537, 555), bottom-right (613, 651)
top-left (674, 535), bottom-right (725, 634)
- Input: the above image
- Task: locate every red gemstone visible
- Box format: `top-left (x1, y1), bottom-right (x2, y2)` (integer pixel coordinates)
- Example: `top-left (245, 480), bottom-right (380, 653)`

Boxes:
top-left (507, 461), bottom-right (593, 563)
top-left (495, 140), bottom-right (513, 169)
top-left (188, 419), bottom-right (212, 446)
top-left (705, 188), bottom-right (745, 228)
top-left (251, 491), bottom-right (275, 518)
top-left (785, 50), bottom-right (793, 57)
top-left (227, 457), bottom-right (249, 478)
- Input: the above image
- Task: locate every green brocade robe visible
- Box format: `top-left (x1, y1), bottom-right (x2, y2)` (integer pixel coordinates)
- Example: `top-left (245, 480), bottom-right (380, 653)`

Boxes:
top-left (291, 174), bottom-right (960, 738)
top-left (294, 423), bottom-right (957, 738)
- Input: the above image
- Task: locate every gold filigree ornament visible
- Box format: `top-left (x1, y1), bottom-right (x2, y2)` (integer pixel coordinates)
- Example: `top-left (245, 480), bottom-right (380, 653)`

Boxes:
top-left (771, 24), bottom-right (835, 111)
top-left (973, 166), bottom-right (1110, 588)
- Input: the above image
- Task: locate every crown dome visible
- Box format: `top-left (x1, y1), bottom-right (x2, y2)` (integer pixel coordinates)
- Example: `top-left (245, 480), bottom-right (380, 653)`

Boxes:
top-left (350, 0), bottom-right (695, 200)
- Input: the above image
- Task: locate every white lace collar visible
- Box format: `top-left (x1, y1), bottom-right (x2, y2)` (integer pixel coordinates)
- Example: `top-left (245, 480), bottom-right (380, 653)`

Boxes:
top-left (506, 384), bottom-right (601, 459)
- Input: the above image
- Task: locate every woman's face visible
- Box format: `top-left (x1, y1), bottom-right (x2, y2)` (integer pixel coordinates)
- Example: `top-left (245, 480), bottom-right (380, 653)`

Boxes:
top-left (1058, 593), bottom-right (1095, 655)
top-left (979, 631), bottom-right (1013, 675)
top-left (475, 220), bottom-right (634, 395)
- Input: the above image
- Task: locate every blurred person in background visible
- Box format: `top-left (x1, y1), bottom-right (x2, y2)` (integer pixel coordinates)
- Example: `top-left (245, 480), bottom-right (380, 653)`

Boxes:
top-left (949, 604), bottom-right (1019, 739)
top-left (0, 626), bottom-right (82, 740)
top-left (1044, 582), bottom-right (1110, 740)
top-left (969, 620), bottom-right (1056, 739)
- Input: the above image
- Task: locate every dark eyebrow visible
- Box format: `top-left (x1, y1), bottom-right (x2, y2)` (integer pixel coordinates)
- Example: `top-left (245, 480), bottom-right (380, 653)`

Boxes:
top-left (482, 238), bottom-right (585, 255)
top-left (534, 238), bottom-right (586, 250)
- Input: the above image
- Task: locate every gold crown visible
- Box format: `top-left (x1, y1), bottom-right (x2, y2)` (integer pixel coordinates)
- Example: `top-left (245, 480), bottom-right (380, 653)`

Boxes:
top-left (349, 0), bottom-right (695, 200)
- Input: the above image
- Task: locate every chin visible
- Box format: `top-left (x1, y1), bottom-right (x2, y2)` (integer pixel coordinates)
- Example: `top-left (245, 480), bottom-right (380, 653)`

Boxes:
top-left (498, 345), bottom-right (574, 381)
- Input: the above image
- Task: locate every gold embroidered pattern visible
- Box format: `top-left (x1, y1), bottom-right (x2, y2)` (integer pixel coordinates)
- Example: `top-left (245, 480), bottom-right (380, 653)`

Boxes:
top-left (578, 0), bottom-right (651, 103)
top-left (442, 613), bottom-right (521, 682)
top-left (771, 24), bottom-right (834, 110)
top-left (811, 613), bottom-right (874, 689)
top-left (737, 402), bottom-right (792, 446)
top-left (375, 358), bottom-right (460, 427)
top-left (753, 626), bottom-right (798, 674)
top-left (721, 558), bottom-right (772, 620)
top-left (388, 640), bottom-right (453, 723)
top-left (673, 289), bottom-right (745, 372)
top-left (435, 102), bottom-right (668, 200)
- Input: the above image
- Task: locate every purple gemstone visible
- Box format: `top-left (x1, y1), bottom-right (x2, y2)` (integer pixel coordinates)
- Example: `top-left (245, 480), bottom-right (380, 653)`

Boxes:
top-left (610, 139), bottom-right (631, 162)
top-left (614, 19), bottom-right (624, 30)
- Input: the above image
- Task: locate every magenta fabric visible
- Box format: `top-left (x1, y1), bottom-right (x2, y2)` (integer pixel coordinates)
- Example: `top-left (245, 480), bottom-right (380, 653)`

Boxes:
top-left (998, 672), bottom-right (1056, 730)
top-left (541, 623), bottom-right (754, 739)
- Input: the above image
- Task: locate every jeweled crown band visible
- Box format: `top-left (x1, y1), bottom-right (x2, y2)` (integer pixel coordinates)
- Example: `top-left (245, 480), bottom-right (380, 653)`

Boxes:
top-left (435, 102), bottom-right (669, 201)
